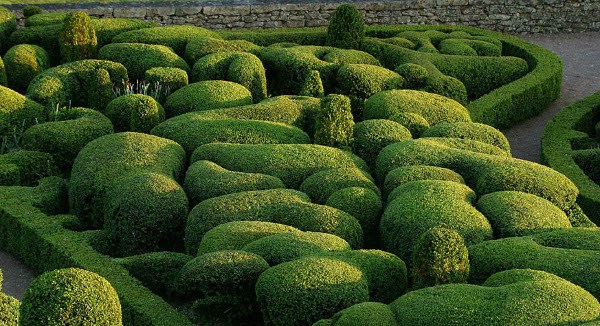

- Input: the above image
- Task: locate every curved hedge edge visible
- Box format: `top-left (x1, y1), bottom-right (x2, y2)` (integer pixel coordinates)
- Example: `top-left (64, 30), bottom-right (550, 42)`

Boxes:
top-left (0, 194), bottom-right (193, 326)
top-left (217, 25), bottom-right (562, 129)
top-left (542, 91), bottom-right (600, 224)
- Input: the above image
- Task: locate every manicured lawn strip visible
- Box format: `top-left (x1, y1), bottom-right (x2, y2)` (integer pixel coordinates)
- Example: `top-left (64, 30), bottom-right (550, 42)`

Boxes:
top-left (0, 193), bottom-right (194, 325)
top-left (542, 91), bottom-right (600, 224)
top-left (1, 0), bottom-right (201, 5)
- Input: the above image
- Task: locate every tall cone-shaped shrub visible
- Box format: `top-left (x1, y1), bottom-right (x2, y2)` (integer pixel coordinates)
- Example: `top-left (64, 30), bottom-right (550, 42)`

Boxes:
top-left (327, 4), bottom-right (365, 50)
top-left (314, 94), bottom-right (354, 149)
top-left (59, 11), bottom-right (97, 63)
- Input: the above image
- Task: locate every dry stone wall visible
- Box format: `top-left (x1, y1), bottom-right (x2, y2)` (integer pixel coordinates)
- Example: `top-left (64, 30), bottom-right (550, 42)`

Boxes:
top-left (8, 0), bottom-right (600, 33)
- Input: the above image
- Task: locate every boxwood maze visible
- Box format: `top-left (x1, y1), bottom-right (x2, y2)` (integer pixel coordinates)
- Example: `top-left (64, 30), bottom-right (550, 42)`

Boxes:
top-left (0, 5), bottom-right (598, 326)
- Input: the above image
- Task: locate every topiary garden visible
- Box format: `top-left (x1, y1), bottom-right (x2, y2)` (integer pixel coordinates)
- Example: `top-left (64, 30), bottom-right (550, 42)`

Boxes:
top-left (1, 3), bottom-right (599, 326)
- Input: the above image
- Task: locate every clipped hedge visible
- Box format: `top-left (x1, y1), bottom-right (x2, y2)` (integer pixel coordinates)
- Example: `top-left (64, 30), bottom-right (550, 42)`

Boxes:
top-left (0, 150), bottom-right (58, 186)
top-left (3, 44), bottom-right (50, 92)
top-left (99, 43), bottom-right (190, 81)
top-left (352, 119), bottom-right (412, 167)
top-left (144, 67), bottom-right (188, 94)
top-left (421, 121), bottom-right (510, 154)
top-left (164, 80), bottom-right (253, 117)
top-left (0, 292), bottom-right (19, 326)
top-left (382, 165), bottom-right (465, 200)
top-left (104, 94), bottom-right (165, 133)
top-left (21, 106), bottom-right (114, 171)
top-left (299, 167), bottom-right (379, 204)
top-left (314, 302), bottom-right (396, 326)
top-left (0, 85), bottom-right (47, 136)
top-left (191, 143), bottom-right (368, 188)
top-left (184, 37), bottom-right (260, 64)
top-left (0, 6), bottom-right (16, 53)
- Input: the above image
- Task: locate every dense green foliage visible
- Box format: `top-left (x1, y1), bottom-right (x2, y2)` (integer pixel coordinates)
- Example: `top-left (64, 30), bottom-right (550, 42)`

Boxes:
top-left (411, 227), bottom-right (470, 288)
top-left (144, 67), bottom-right (189, 94)
top-left (313, 94), bottom-right (354, 148)
top-left (299, 167), bottom-right (379, 204)
top-left (352, 119), bottom-right (412, 167)
top-left (164, 80), bottom-right (253, 117)
top-left (22, 6), bottom-right (44, 18)
top-left (105, 94), bottom-right (165, 133)
top-left (314, 302), bottom-right (396, 326)
top-left (59, 12), bottom-right (97, 63)
top-left (0, 85), bottom-right (47, 136)
top-left (327, 4), bottom-right (365, 50)
top-left (184, 37), bottom-right (260, 64)
top-left (112, 25), bottom-right (220, 55)
top-left (382, 165), bottom-right (465, 200)
top-left (0, 150), bottom-right (58, 186)
top-left (0, 6), bottom-right (16, 53)
top-left (422, 121), bottom-right (511, 153)
top-left (3, 44), bottom-right (50, 92)
top-left (20, 268), bottom-right (122, 325)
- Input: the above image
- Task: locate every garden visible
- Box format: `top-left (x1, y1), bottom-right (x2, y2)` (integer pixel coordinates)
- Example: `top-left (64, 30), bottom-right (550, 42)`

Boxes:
top-left (1, 2), bottom-right (600, 325)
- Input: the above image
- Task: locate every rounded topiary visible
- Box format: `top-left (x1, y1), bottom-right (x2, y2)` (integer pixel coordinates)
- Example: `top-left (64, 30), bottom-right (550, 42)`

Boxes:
top-left (4, 44), bottom-right (50, 92)
top-left (411, 227), bottom-right (470, 289)
top-left (327, 4), bottom-right (365, 50)
top-left (104, 172), bottom-right (189, 256)
top-left (0, 292), bottom-right (20, 326)
top-left (389, 112), bottom-right (430, 137)
top-left (104, 94), bottom-right (165, 133)
top-left (59, 11), bottom-right (97, 63)
top-left (395, 63), bottom-right (430, 88)
top-left (256, 256), bottom-right (369, 326)
top-left (0, 85), bottom-right (47, 137)
top-left (319, 302), bottom-right (397, 326)
top-left (313, 94), bottom-right (355, 149)
top-left (22, 6), bottom-right (44, 18)
top-left (164, 80), bottom-right (253, 117)
top-left (20, 268), bottom-right (122, 325)
top-left (0, 55), bottom-right (7, 87)
top-left (144, 67), bottom-right (188, 94)
top-left (352, 119), bottom-right (412, 167)
top-left (179, 250), bottom-right (269, 297)
top-left (382, 165), bottom-right (465, 200)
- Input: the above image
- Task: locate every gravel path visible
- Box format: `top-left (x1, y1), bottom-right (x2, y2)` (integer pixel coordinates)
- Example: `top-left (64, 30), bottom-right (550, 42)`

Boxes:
top-left (1, 31), bottom-right (600, 302)
top-left (502, 32), bottom-right (600, 162)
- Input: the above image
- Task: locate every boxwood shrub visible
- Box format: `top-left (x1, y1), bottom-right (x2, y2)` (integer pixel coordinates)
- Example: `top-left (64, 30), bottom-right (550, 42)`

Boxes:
top-left (0, 292), bottom-right (19, 326)
top-left (59, 11), bottom-right (97, 63)
top-left (164, 80), bottom-right (253, 117)
top-left (0, 85), bottom-right (47, 136)
top-left (326, 4), bottom-right (365, 50)
top-left (184, 160), bottom-right (285, 206)
top-left (0, 150), bottom-right (58, 187)
top-left (20, 268), bottom-right (122, 325)
top-left (0, 6), bottom-right (16, 53)
top-left (144, 67), bottom-right (188, 94)
top-left (98, 43), bottom-right (189, 81)
top-left (191, 143), bottom-right (368, 188)
top-left (3, 44), bottom-right (50, 92)
top-left (184, 189), bottom-right (363, 254)
top-left (21, 106), bottom-right (114, 171)
top-left (299, 167), bottom-right (379, 204)
top-left (256, 257), bottom-right (369, 326)
top-left (313, 94), bottom-right (354, 148)
top-left (352, 119), bottom-right (412, 167)
top-left (382, 165), bottom-right (465, 200)
top-left (69, 132), bottom-right (185, 229)
top-left (184, 37), bottom-right (260, 64)
top-left (421, 121), bottom-right (511, 154)
top-left (314, 302), bottom-right (396, 326)
top-left (105, 94), bottom-right (165, 133)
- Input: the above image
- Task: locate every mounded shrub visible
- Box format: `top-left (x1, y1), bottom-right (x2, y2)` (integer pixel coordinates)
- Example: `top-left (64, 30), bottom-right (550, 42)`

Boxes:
top-left (0, 85), bottom-right (47, 136)
top-left (242, 231), bottom-right (351, 265)
top-left (381, 180), bottom-right (493, 261)
top-left (184, 160), bottom-right (285, 206)
top-left (191, 51), bottom-right (267, 101)
top-left (104, 172), bottom-right (189, 256)
top-left (191, 143), bottom-right (369, 188)
top-left (352, 119), bottom-right (412, 167)
top-left (382, 165), bottom-right (465, 200)
top-left (179, 250), bottom-right (269, 297)
top-left (327, 4), bottom-right (365, 50)
top-left (412, 227), bottom-right (470, 288)
top-left (0, 6), bottom-right (16, 53)
top-left (3, 44), bottom-right (50, 92)
top-left (363, 89), bottom-right (471, 124)
top-left (0, 150), bottom-right (58, 187)
top-left (335, 64), bottom-right (404, 116)
top-left (326, 187), bottom-right (382, 248)
top-left (394, 63), bottom-right (429, 88)
top-left (22, 6), bottom-right (44, 18)
top-left (144, 67), bottom-right (188, 94)
top-left (476, 191), bottom-right (571, 238)
top-left (0, 176), bottom-right (67, 215)
top-left (25, 13), bottom-right (69, 27)
top-left (98, 43), bottom-right (190, 81)
top-left (314, 302), bottom-right (397, 326)
top-left (197, 221), bottom-right (299, 255)
top-left (438, 38), bottom-right (478, 56)
top-left (184, 37), bottom-right (260, 64)
top-left (104, 94), bottom-right (165, 133)
top-left (0, 55), bottom-right (6, 86)
top-left (421, 122), bottom-right (511, 154)
top-left (299, 168), bottom-right (379, 204)
top-left (388, 112), bottom-right (430, 137)
top-left (59, 11), bottom-right (97, 63)
top-left (164, 80), bottom-right (253, 117)
top-left (185, 189), bottom-right (363, 254)
top-left (112, 25), bottom-right (220, 55)
top-left (27, 59), bottom-right (128, 111)
top-left (299, 69), bottom-right (325, 97)
top-left (20, 268), bottom-right (122, 325)
top-left (0, 293), bottom-right (20, 326)
top-left (256, 257), bottom-right (369, 326)
top-left (322, 49), bottom-right (380, 66)
top-left (21, 106), bottom-right (114, 171)
top-left (115, 251), bottom-right (193, 297)
top-left (69, 132), bottom-right (185, 228)
top-left (390, 269), bottom-right (600, 325)
top-left (313, 94), bottom-right (355, 149)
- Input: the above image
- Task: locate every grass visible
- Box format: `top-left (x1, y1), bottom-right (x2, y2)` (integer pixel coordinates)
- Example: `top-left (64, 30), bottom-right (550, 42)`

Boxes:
top-left (1, 0), bottom-right (208, 5)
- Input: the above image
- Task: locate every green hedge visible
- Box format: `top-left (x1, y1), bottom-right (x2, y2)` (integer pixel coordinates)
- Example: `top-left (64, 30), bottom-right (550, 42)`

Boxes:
top-left (0, 292), bottom-right (19, 326)
top-left (69, 132), bottom-right (185, 229)
top-left (112, 25), bottom-right (220, 56)
top-left (382, 165), bottom-right (465, 200)
top-left (184, 160), bottom-right (285, 206)
top-left (144, 67), bottom-right (188, 95)
top-left (3, 44), bottom-right (50, 92)
top-left (542, 90), bottom-right (600, 223)
top-left (0, 85), bottom-right (47, 136)
top-left (352, 119), bottom-right (412, 167)
top-left (421, 122), bottom-right (510, 154)
top-left (21, 106), bottom-right (114, 171)
top-left (0, 150), bottom-right (58, 187)
top-left (99, 42), bottom-right (190, 81)
top-left (299, 168), bottom-right (379, 204)
top-left (191, 143), bottom-right (369, 188)
top-left (0, 6), bottom-right (16, 53)
top-left (105, 94), bottom-right (164, 133)
top-left (184, 37), bottom-right (260, 64)
top-left (184, 189), bottom-right (363, 254)
top-left (314, 302), bottom-right (396, 326)
top-left (390, 269), bottom-right (600, 325)
top-left (164, 80), bottom-right (253, 117)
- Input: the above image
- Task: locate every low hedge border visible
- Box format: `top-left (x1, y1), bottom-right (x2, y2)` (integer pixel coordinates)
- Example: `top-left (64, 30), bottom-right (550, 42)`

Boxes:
top-left (0, 191), bottom-right (193, 325)
top-left (541, 91), bottom-right (600, 224)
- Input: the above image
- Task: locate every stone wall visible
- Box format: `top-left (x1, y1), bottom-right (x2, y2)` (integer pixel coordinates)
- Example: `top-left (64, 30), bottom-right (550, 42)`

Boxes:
top-left (8, 0), bottom-right (600, 34)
